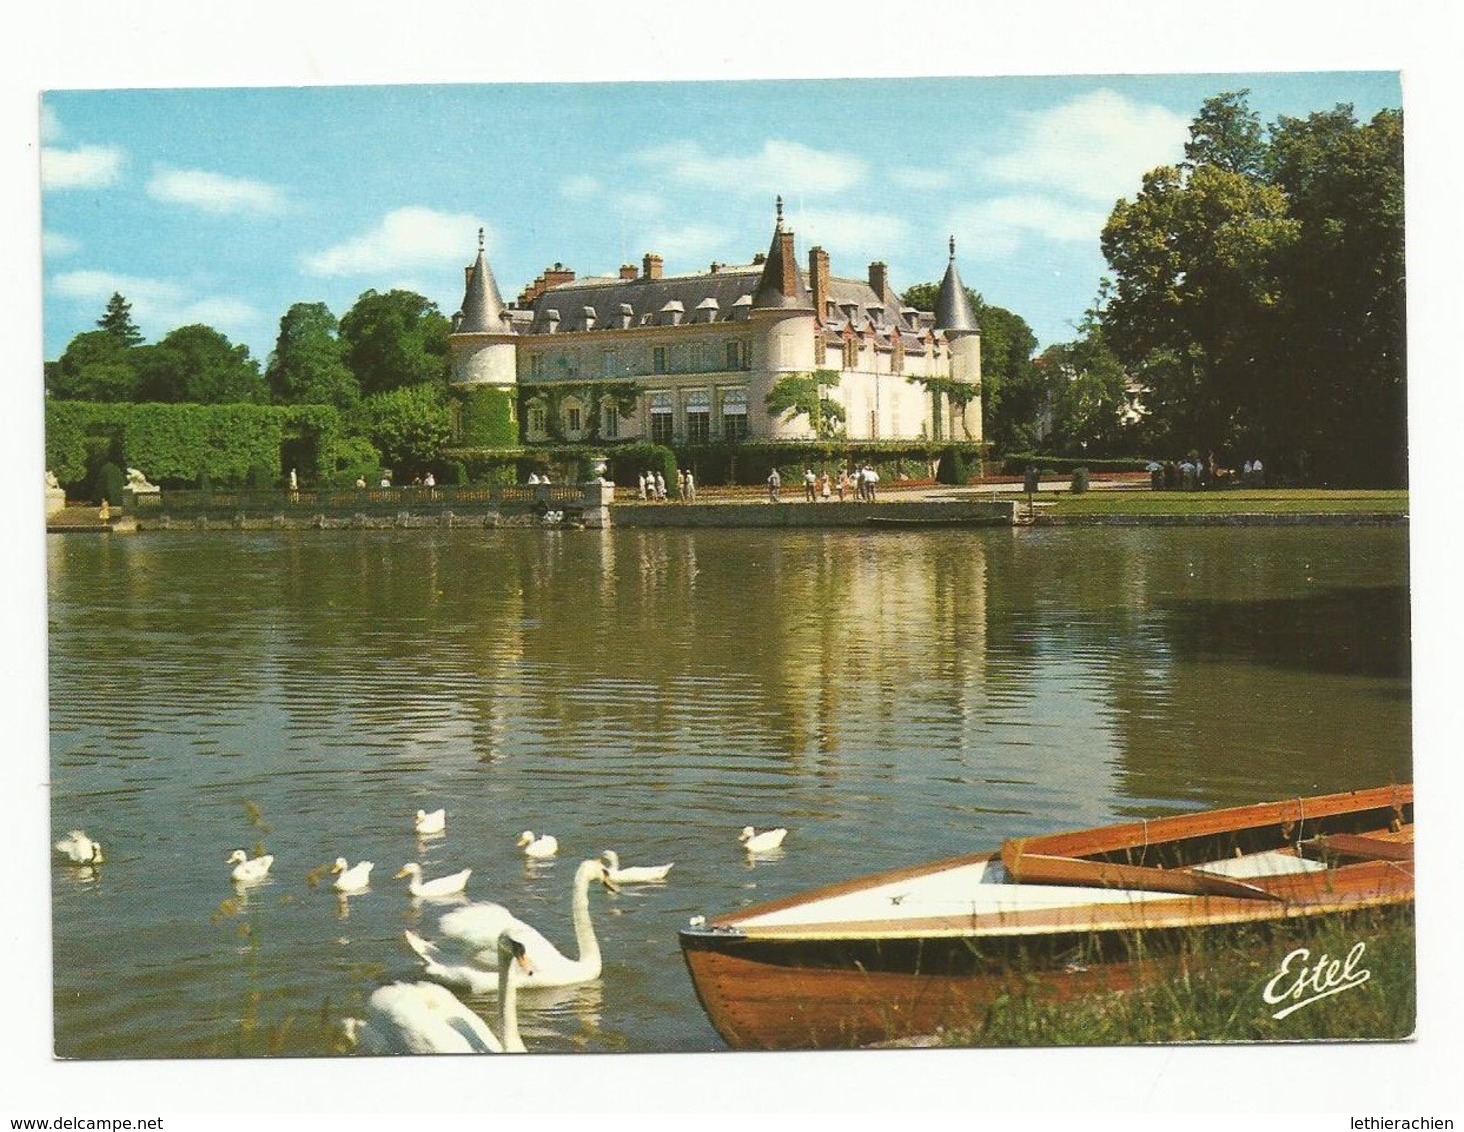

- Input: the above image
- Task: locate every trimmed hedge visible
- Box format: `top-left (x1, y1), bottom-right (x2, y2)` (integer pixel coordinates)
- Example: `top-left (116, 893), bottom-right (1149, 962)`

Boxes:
top-left (46, 401), bottom-right (347, 493)
top-left (1000, 453), bottom-right (1152, 475)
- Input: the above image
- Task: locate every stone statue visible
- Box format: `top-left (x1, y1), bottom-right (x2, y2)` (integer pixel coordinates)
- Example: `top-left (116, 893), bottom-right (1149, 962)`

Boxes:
top-left (126, 467), bottom-right (154, 488)
top-left (46, 470), bottom-right (59, 489)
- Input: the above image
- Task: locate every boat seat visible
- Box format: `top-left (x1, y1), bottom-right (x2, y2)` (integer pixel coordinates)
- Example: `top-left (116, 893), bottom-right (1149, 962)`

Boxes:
top-left (1191, 850), bottom-right (1328, 879)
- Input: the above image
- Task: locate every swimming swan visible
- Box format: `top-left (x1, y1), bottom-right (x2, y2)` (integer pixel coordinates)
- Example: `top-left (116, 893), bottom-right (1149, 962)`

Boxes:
top-left (414, 809), bottom-right (447, 836)
top-left (739, 826), bottom-right (788, 854)
top-left (347, 930), bottom-right (534, 1054)
top-left (600, 849), bottom-right (673, 884)
top-left (228, 849), bottom-right (275, 884)
top-left (404, 858), bottom-right (617, 993)
top-left (332, 858), bottom-right (374, 894)
top-left (55, 831), bottom-right (104, 865)
top-left (395, 862), bottom-right (472, 898)
top-left (517, 831), bottom-right (558, 859)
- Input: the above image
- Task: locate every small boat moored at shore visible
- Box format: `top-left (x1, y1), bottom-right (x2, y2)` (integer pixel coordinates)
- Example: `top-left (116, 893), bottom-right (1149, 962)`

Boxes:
top-left (678, 785), bottom-right (1413, 1051)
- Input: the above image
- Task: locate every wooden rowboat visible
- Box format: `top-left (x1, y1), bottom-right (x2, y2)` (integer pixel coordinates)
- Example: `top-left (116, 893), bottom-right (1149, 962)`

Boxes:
top-left (678, 785), bottom-right (1412, 1051)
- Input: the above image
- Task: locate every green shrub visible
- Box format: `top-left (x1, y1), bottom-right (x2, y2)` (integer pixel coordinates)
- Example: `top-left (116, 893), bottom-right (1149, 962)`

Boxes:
top-left (937, 447), bottom-right (970, 485)
top-left (95, 462), bottom-right (124, 506)
top-left (1071, 466), bottom-right (1090, 494)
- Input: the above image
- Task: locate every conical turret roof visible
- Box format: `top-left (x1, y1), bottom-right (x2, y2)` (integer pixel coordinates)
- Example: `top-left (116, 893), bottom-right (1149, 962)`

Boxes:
top-left (456, 229), bottom-right (510, 334)
top-left (752, 197), bottom-right (811, 310)
top-left (934, 236), bottom-right (978, 334)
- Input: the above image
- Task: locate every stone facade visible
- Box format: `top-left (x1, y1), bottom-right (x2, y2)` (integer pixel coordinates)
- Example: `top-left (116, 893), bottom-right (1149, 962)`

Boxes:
top-left (448, 203), bottom-right (982, 449)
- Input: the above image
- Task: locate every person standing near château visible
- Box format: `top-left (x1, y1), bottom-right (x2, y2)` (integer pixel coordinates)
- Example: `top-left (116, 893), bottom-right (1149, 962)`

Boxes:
top-left (677, 468), bottom-right (687, 501)
top-left (821, 472), bottom-right (831, 502)
top-left (838, 468), bottom-right (850, 502)
top-left (768, 467), bottom-right (781, 503)
top-left (866, 465), bottom-right (879, 501)
top-left (684, 469), bottom-right (696, 503)
top-left (655, 471), bottom-right (667, 501)
top-left (804, 468), bottom-right (817, 502)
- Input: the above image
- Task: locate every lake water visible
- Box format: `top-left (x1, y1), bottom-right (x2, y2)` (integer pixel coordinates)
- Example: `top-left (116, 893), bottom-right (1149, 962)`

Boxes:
top-left (47, 524), bottom-right (1411, 1058)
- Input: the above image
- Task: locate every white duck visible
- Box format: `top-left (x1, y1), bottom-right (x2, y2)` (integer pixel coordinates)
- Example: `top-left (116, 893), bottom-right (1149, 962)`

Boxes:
top-left (739, 826), bottom-right (788, 854)
top-left (54, 830), bottom-right (104, 865)
top-left (404, 858), bottom-right (617, 993)
top-left (517, 830), bottom-right (558, 859)
top-left (346, 929), bottom-right (534, 1054)
top-left (228, 849), bottom-right (275, 884)
top-left (395, 862), bottom-right (472, 899)
top-left (414, 809), bottom-right (446, 836)
top-left (331, 857), bottom-right (374, 894)
top-left (600, 849), bottom-right (674, 884)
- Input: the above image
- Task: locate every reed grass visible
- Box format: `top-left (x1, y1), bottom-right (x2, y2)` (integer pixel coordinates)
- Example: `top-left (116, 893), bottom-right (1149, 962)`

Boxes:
top-left (943, 908), bottom-right (1414, 1047)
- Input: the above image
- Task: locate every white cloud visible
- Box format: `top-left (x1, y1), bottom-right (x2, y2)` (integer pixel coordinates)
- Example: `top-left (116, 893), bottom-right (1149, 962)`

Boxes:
top-left (951, 196), bottom-right (1110, 259)
top-left (43, 230), bottom-right (81, 257)
top-left (41, 143), bottom-right (124, 190)
top-left (795, 208), bottom-right (910, 261)
top-left (612, 190), bottom-right (664, 219)
top-left (986, 89), bottom-right (1189, 204)
top-left (147, 167), bottom-right (285, 215)
top-left (302, 207), bottom-right (486, 277)
top-left (50, 270), bottom-right (263, 342)
top-left (560, 174), bottom-right (600, 201)
top-left (635, 139), bottom-right (866, 198)
top-left (641, 223), bottom-right (734, 265)
top-left (40, 103), bottom-right (63, 143)
top-left (890, 168), bottom-right (952, 192)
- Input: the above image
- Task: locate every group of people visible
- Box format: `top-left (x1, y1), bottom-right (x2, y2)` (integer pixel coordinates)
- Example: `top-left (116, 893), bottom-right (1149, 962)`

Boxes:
top-left (770, 465), bottom-right (881, 504)
top-left (636, 468), bottom-right (696, 502)
top-left (1147, 453), bottom-right (1264, 491)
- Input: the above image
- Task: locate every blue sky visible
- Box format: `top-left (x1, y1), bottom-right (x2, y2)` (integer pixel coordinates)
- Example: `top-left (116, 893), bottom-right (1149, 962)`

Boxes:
top-left (40, 72), bottom-right (1402, 367)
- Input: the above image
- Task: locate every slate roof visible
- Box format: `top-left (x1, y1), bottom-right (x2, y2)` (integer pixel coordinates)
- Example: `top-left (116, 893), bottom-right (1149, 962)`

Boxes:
top-left (934, 236), bottom-right (979, 334)
top-left (454, 233), bottom-right (511, 334)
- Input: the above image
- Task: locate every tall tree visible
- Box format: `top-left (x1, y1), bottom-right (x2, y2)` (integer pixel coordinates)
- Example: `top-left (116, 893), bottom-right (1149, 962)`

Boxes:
top-left (1183, 90), bottom-right (1266, 177)
top-left (97, 292), bottom-right (144, 348)
top-left (265, 302), bottom-right (360, 409)
top-left (49, 329), bottom-right (140, 401)
top-left (765, 370), bottom-right (846, 439)
top-left (134, 325), bottom-right (265, 404)
top-left (338, 290), bottom-right (451, 396)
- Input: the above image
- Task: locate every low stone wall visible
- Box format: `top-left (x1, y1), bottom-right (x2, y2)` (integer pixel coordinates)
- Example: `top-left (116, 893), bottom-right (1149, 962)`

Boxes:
top-left (613, 500), bottom-right (1017, 528)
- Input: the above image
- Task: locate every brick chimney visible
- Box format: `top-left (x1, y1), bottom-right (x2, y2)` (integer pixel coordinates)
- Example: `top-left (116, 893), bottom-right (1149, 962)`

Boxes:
top-left (619, 264), bottom-right (638, 281)
top-left (543, 262), bottom-right (576, 290)
top-left (809, 246), bottom-right (830, 325)
top-left (868, 262), bottom-right (890, 304)
top-left (777, 230), bottom-right (798, 299)
top-left (643, 253), bottom-right (664, 281)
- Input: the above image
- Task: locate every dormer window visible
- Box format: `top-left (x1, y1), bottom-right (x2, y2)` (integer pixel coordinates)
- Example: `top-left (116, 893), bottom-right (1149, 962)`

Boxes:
top-left (696, 297), bottom-right (720, 324)
top-left (659, 300), bottom-right (685, 327)
top-left (581, 306), bottom-right (597, 331)
top-left (545, 309), bottom-right (561, 334)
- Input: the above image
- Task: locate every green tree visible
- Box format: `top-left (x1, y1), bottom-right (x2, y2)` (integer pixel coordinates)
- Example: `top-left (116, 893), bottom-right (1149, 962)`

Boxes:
top-left (1035, 304), bottom-right (1141, 457)
top-left (97, 292), bottom-right (144, 348)
top-left (49, 330), bottom-right (140, 401)
top-left (1100, 161), bottom-right (1298, 456)
top-left (265, 302), bottom-right (360, 410)
top-left (357, 383), bottom-right (453, 476)
top-left (765, 370), bottom-right (846, 439)
top-left (1265, 106), bottom-right (1406, 485)
top-left (133, 324), bottom-right (266, 404)
top-left (1184, 90), bottom-right (1266, 177)
top-left (338, 290), bottom-right (451, 396)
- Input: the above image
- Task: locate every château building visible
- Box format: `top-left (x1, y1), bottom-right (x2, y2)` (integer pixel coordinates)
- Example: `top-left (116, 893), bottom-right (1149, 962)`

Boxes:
top-left (447, 199), bottom-right (982, 449)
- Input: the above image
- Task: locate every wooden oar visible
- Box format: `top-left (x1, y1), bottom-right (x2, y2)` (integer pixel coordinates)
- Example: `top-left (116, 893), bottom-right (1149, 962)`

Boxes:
top-left (1302, 833), bottom-right (1414, 862)
top-left (1001, 843), bottom-right (1284, 901)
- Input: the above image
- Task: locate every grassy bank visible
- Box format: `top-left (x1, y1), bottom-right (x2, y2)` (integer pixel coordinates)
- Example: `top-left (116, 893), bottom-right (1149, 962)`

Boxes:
top-left (940, 907), bottom-right (1414, 1047)
top-left (1043, 488), bottom-right (1409, 519)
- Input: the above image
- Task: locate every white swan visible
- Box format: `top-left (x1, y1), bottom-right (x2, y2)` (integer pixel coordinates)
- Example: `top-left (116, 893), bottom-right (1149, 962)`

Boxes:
top-left (228, 849), bottom-right (275, 884)
top-left (414, 809), bottom-right (446, 836)
top-left (404, 858), bottom-right (617, 992)
top-left (347, 930), bottom-right (534, 1054)
top-left (739, 826), bottom-right (788, 854)
top-left (332, 857), bottom-right (374, 894)
top-left (517, 830), bottom-right (558, 859)
top-left (395, 862), bottom-right (472, 898)
top-left (55, 830), bottom-right (104, 865)
top-left (600, 849), bottom-right (673, 884)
